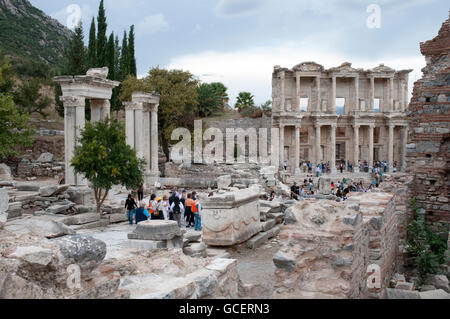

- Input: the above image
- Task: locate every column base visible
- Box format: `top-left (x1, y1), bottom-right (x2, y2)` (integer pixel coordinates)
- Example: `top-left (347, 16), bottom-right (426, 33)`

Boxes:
top-left (331, 168), bottom-right (338, 174)
top-left (145, 171), bottom-right (161, 188)
top-left (353, 167), bottom-right (360, 174)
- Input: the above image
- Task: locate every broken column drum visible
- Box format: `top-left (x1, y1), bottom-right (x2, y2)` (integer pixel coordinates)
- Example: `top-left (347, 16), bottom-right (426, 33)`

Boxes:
top-left (201, 188), bottom-right (261, 246)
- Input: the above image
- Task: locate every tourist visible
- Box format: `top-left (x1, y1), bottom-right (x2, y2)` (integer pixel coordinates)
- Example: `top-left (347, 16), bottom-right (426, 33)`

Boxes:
top-left (340, 162), bottom-right (344, 174)
top-left (149, 194), bottom-right (157, 220)
top-left (303, 161), bottom-right (307, 173)
top-left (283, 160), bottom-right (287, 171)
top-left (135, 202), bottom-right (149, 224)
top-left (291, 182), bottom-right (299, 200)
top-left (162, 195), bottom-right (170, 220)
top-left (315, 165), bottom-right (321, 178)
top-left (185, 193), bottom-right (195, 228)
top-left (171, 196), bottom-right (184, 227)
top-left (124, 194), bottom-right (137, 225)
top-left (137, 183), bottom-right (144, 201)
top-left (193, 196), bottom-right (202, 231)
top-left (153, 197), bottom-right (164, 220)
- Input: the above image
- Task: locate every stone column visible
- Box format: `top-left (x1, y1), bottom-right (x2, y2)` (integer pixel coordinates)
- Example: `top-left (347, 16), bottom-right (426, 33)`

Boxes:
top-left (294, 126), bottom-right (301, 174)
top-left (400, 80), bottom-right (406, 112)
top-left (355, 75), bottom-right (360, 111)
top-left (62, 96), bottom-right (85, 186)
top-left (134, 104), bottom-right (144, 159)
top-left (315, 124), bottom-right (321, 166)
top-left (370, 76), bottom-right (375, 111)
top-left (142, 108), bottom-right (151, 173)
top-left (400, 126), bottom-right (408, 172)
top-left (389, 77), bottom-right (394, 112)
top-left (90, 99), bottom-right (110, 122)
top-left (331, 76), bottom-right (336, 113)
top-left (125, 103), bottom-right (135, 148)
top-left (353, 125), bottom-right (360, 173)
top-left (150, 108), bottom-right (159, 175)
top-left (369, 124), bottom-right (375, 170)
top-left (296, 73), bottom-right (301, 111)
top-left (316, 76), bottom-right (321, 112)
top-left (330, 124), bottom-right (337, 174)
top-left (280, 72), bottom-right (285, 112)
top-left (279, 124), bottom-right (285, 169)
top-left (388, 124), bottom-right (395, 171)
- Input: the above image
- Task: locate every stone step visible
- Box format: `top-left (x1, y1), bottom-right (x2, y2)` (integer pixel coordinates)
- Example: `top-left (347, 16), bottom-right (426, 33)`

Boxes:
top-left (246, 231), bottom-right (270, 249)
top-left (107, 213), bottom-right (128, 224)
top-left (261, 219), bottom-right (277, 232)
top-left (62, 213), bottom-right (101, 226)
top-left (69, 219), bottom-right (110, 231)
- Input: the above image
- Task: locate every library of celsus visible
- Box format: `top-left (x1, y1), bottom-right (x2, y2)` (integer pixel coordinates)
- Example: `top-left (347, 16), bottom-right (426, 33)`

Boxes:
top-left (272, 62), bottom-right (413, 174)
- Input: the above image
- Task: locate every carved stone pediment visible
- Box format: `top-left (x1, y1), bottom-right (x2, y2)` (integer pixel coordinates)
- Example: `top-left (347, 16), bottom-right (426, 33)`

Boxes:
top-left (293, 62), bottom-right (325, 72)
top-left (369, 64), bottom-right (396, 73)
top-left (327, 62), bottom-right (360, 73)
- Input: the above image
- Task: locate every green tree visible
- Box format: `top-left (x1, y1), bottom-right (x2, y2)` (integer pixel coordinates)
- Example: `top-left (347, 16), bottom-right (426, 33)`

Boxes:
top-left (120, 68), bottom-right (199, 160)
top-left (71, 118), bottom-right (145, 213)
top-left (96, 0), bottom-right (108, 67)
top-left (13, 78), bottom-right (52, 117)
top-left (54, 82), bottom-right (64, 118)
top-left (65, 22), bottom-right (87, 75)
top-left (114, 35), bottom-right (121, 78)
top-left (0, 93), bottom-right (34, 160)
top-left (406, 199), bottom-right (448, 285)
top-left (106, 33), bottom-right (115, 80)
top-left (128, 25), bottom-right (137, 77)
top-left (210, 82), bottom-right (228, 108)
top-left (118, 31), bottom-right (129, 81)
top-left (197, 83), bottom-right (221, 117)
top-left (0, 51), bottom-right (15, 94)
top-left (88, 17), bottom-right (97, 68)
top-left (260, 100), bottom-right (272, 116)
top-left (235, 91), bottom-right (255, 112)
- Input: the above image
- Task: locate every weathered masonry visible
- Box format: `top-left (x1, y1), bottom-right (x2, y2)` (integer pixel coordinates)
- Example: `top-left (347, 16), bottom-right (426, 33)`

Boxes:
top-left (124, 92), bottom-right (161, 187)
top-left (53, 68), bottom-right (120, 186)
top-left (406, 14), bottom-right (450, 229)
top-left (272, 62), bottom-right (412, 174)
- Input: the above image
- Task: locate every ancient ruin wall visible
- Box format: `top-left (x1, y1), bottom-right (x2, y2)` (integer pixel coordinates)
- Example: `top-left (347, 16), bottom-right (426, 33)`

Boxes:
top-left (273, 192), bottom-right (403, 299)
top-left (406, 14), bottom-right (450, 229)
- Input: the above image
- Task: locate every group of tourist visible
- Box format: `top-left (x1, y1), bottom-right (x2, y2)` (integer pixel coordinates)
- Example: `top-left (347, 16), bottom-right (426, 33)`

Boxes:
top-left (124, 188), bottom-right (203, 231)
top-left (292, 159), bottom-right (396, 175)
top-left (288, 174), bottom-right (383, 202)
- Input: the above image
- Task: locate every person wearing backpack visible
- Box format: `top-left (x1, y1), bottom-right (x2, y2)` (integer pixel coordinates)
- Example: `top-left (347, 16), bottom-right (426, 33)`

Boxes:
top-left (171, 196), bottom-right (184, 227)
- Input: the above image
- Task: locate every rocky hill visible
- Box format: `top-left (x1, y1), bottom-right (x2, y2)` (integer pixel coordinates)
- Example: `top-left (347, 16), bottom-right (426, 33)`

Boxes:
top-left (0, 0), bottom-right (72, 72)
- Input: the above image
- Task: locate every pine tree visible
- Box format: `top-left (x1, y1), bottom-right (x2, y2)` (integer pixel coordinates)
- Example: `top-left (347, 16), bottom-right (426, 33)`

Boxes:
top-left (88, 17), bottom-right (97, 68)
top-left (65, 22), bottom-right (87, 75)
top-left (96, 0), bottom-right (107, 67)
top-left (106, 33), bottom-right (115, 80)
top-left (128, 25), bottom-right (137, 76)
top-left (119, 31), bottom-right (129, 81)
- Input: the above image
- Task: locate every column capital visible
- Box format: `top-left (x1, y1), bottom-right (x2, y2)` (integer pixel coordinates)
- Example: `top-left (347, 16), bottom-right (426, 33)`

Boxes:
top-left (61, 95), bottom-right (85, 108)
top-left (124, 101), bottom-right (143, 111)
top-left (354, 124), bottom-right (361, 130)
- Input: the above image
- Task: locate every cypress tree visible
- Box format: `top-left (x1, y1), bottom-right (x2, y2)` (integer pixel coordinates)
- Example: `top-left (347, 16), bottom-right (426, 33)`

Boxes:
top-left (106, 33), bottom-right (115, 80)
top-left (119, 31), bottom-right (129, 81)
top-left (128, 25), bottom-right (137, 76)
top-left (65, 21), bottom-right (87, 75)
top-left (114, 35), bottom-right (121, 80)
top-left (96, 0), bottom-right (107, 67)
top-left (88, 17), bottom-right (97, 68)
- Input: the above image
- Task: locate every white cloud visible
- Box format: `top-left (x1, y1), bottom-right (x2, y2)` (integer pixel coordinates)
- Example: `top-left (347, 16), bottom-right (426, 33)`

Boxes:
top-left (137, 14), bottom-right (169, 36)
top-left (167, 42), bottom-right (425, 105)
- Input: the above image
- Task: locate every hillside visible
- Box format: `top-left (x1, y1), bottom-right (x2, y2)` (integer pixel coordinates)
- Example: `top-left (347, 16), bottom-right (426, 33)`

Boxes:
top-left (0, 0), bottom-right (72, 73)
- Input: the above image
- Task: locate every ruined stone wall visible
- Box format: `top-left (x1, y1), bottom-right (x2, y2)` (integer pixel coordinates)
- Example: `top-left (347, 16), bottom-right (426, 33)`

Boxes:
top-left (406, 14), bottom-right (450, 230)
top-left (273, 192), bottom-right (405, 299)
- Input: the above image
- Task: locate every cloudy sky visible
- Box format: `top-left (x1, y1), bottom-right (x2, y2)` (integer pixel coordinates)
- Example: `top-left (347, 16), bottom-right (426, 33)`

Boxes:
top-left (31, 0), bottom-right (448, 105)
